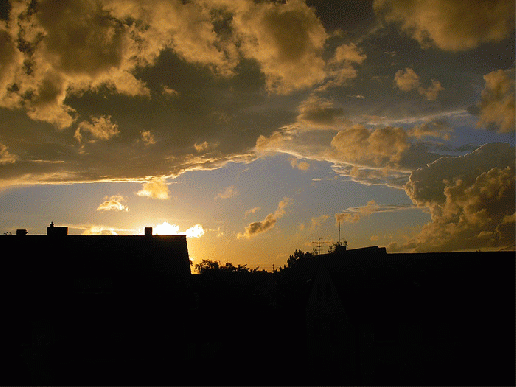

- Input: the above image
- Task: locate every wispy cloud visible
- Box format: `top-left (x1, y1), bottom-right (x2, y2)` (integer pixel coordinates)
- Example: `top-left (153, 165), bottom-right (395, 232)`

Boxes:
top-left (215, 186), bottom-right (238, 200)
top-left (245, 207), bottom-right (261, 217)
top-left (336, 200), bottom-right (415, 223)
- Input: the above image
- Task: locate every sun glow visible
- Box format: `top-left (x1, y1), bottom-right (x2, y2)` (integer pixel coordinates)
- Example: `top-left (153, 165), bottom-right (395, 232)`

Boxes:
top-left (153, 222), bottom-right (205, 238)
top-left (154, 222), bottom-right (180, 235)
top-left (185, 224), bottom-right (205, 238)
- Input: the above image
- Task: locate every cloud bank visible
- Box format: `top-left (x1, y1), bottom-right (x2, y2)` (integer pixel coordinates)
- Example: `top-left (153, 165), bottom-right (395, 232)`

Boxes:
top-left (396, 143), bottom-right (515, 252)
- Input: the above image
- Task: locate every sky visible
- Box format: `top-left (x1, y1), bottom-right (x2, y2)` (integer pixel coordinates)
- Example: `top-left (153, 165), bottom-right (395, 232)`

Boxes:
top-left (0, 0), bottom-right (514, 270)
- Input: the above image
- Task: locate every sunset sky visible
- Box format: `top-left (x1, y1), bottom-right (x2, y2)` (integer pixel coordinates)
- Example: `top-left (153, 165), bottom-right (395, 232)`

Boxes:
top-left (0, 0), bottom-right (514, 269)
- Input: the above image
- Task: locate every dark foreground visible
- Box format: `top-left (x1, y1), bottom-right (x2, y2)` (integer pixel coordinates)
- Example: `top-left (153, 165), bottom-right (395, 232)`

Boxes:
top-left (0, 235), bottom-right (514, 385)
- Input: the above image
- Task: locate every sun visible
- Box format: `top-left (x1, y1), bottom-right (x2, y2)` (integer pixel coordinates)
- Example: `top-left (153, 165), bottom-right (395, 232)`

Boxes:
top-left (154, 222), bottom-right (180, 235)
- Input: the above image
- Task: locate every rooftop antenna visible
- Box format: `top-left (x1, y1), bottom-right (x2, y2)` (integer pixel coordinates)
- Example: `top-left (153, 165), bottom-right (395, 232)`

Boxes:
top-left (338, 221), bottom-right (341, 244)
top-left (311, 237), bottom-right (330, 255)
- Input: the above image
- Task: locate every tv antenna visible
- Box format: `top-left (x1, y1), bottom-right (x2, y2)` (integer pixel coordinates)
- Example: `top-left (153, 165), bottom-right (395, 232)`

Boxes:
top-left (311, 237), bottom-right (331, 255)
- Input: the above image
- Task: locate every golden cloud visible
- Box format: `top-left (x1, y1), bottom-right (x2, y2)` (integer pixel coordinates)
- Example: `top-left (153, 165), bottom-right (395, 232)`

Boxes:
top-left (394, 67), bottom-right (420, 92)
top-left (238, 197), bottom-right (291, 238)
top-left (0, 144), bottom-right (18, 165)
top-left (476, 69), bottom-right (515, 133)
top-left (330, 124), bottom-right (410, 168)
top-left (97, 195), bottom-right (129, 211)
top-left (401, 143), bottom-right (515, 251)
top-left (75, 115), bottom-right (120, 143)
top-left (136, 177), bottom-right (169, 199)
top-left (394, 68), bottom-right (444, 100)
top-left (375, 0), bottom-right (514, 51)
top-left (232, 0), bottom-right (328, 93)
top-left (290, 158), bottom-right (310, 171)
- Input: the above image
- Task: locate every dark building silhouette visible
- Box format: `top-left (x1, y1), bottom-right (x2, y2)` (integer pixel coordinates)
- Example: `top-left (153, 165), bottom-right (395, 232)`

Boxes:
top-left (1, 224), bottom-right (514, 385)
top-left (1, 224), bottom-right (192, 385)
top-left (46, 221), bottom-right (68, 236)
top-left (303, 248), bottom-right (515, 385)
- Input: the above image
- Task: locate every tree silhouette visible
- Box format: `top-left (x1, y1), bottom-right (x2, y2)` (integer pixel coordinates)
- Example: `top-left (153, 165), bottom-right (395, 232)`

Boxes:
top-left (194, 259), bottom-right (262, 274)
top-left (286, 249), bottom-right (313, 269)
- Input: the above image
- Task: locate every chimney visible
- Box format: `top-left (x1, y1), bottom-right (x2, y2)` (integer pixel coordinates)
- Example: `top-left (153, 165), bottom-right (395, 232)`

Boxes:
top-left (145, 227), bottom-right (153, 236)
top-left (47, 222), bottom-right (68, 236)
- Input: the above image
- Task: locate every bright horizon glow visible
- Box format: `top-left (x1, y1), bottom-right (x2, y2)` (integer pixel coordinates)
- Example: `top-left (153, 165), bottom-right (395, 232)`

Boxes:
top-left (153, 222), bottom-right (205, 239)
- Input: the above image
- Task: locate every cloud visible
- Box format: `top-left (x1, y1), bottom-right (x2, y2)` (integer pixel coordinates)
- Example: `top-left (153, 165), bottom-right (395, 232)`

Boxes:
top-left (374, 0), bottom-right (515, 51)
top-left (0, 0), bottom-right (152, 129)
top-left (238, 197), bottom-right (291, 238)
top-left (289, 158), bottom-right (310, 171)
top-left (310, 214), bottom-right (329, 230)
top-left (0, 0), bottom-right (367, 189)
top-left (154, 221), bottom-right (205, 238)
top-left (330, 124), bottom-right (411, 168)
top-left (254, 121), bottom-right (443, 187)
top-left (405, 143), bottom-right (514, 208)
top-left (319, 42), bottom-right (367, 89)
top-left (0, 28), bottom-right (20, 98)
top-left (185, 224), bottom-right (205, 238)
top-left (296, 95), bottom-right (346, 128)
top-left (418, 80), bottom-right (444, 101)
top-left (82, 226), bottom-right (118, 235)
top-left (136, 177), bottom-right (169, 199)
top-left (97, 195), bottom-right (129, 212)
top-left (394, 68), bottom-right (444, 100)
top-left (215, 185), bottom-right (238, 200)
top-left (0, 144), bottom-right (18, 164)
top-left (407, 120), bottom-right (452, 140)
top-left (162, 86), bottom-right (179, 97)
top-left (194, 141), bottom-right (218, 153)
top-left (394, 68), bottom-right (420, 92)
top-left (141, 131), bottom-right (156, 146)
top-left (231, 0), bottom-right (328, 93)
top-left (401, 143), bottom-right (515, 251)
top-left (75, 115), bottom-right (120, 143)
top-left (194, 142), bottom-right (210, 153)
top-left (475, 68), bottom-right (515, 133)
top-left (332, 43), bottom-right (367, 65)
top-left (255, 130), bottom-right (293, 154)
top-left (336, 200), bottom-right (414, 223)
top-left (245, 207), bottom-right (261, 217)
